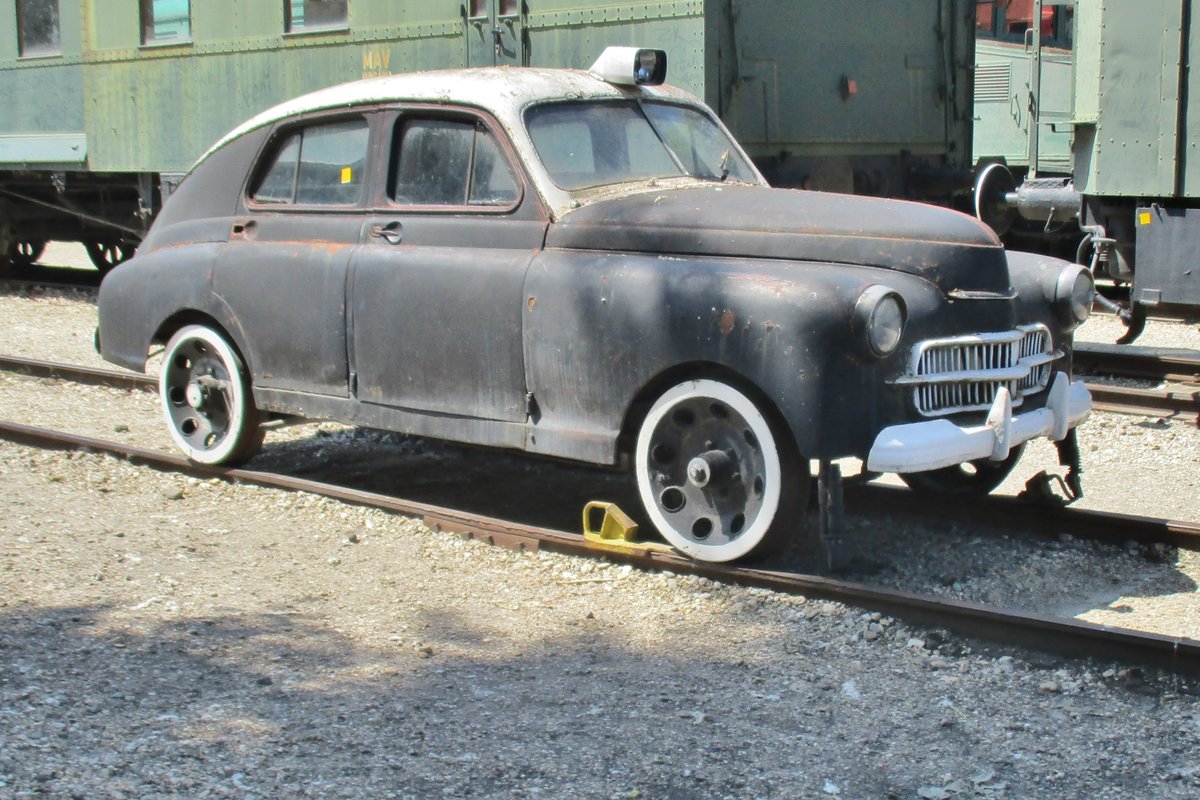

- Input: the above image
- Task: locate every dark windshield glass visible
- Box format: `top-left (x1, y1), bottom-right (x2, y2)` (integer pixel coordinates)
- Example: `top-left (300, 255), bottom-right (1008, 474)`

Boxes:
top-left (525, 100), bottom-right (756, 190)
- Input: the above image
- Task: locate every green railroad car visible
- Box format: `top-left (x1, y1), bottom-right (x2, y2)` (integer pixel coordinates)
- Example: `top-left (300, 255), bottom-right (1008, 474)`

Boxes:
top-left (971, 0), bottom-right (1200, 340)
top-left (0, 0), bottom-right (974, 272)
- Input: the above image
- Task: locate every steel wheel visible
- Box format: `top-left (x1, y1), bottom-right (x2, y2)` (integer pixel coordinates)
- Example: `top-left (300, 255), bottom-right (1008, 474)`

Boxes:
top-left (160, 325), bottom-right (264, 465)
top-left (85, 239), bottom-right (136, 273)
top-left (10, 239), bottom-right (45, 267)
top-left (635, 379), bottom-right (801, 562)
top-left (899, 443), bottom-right (1026, 496)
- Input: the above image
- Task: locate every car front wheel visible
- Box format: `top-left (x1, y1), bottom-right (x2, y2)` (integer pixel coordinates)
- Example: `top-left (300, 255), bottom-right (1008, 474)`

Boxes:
top-left (160, 324), bottom-right (264, 465)
top-left (898, 444), bottom-right (1026, 496)
top-left (635, 378), bottom-right (804, 562)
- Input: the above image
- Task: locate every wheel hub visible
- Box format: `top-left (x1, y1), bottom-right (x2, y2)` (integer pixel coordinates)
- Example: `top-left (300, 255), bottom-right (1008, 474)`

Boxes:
top-left (185, 381), bottom-right (206, 409)
top-left (185, 374), bottom-right (223, 410)
top-left (686, 449), bottom-right (732, 488)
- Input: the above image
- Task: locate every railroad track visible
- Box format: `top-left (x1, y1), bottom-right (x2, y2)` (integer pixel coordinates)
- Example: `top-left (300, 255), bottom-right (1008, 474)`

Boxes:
top-left (2, 356), bottom-right (1200, 674)
top-left (6, 344), bottom-right (1198, 424)
top-left (1074, 343), bottom-right (1200, 424)
top-left (0, 264), bottom-right (102, 291)
top-left (1075, 342), bottom-right (1200, 385)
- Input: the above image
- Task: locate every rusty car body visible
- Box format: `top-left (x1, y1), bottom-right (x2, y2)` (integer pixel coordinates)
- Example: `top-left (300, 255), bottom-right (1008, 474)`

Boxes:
top-left (96, 48), bottom-right (1094, 562)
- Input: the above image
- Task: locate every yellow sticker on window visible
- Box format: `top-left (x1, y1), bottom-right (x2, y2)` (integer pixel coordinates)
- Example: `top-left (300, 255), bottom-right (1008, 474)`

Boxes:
top-left (1139, 211), bottom-right (1152, 225)
top-left (340, 167), bottom-right (352, 184)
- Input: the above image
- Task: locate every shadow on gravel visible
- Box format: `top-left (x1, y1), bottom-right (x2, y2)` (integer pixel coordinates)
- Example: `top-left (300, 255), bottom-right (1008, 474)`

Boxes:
top-left (254, 427), bottom-right (645, 536)
top-left (1, 263), bottom-right (102, 289)
top-left (1, 602), bottom-right (1193, 798)
top-left (245, 427), bottom-right (1198, 616)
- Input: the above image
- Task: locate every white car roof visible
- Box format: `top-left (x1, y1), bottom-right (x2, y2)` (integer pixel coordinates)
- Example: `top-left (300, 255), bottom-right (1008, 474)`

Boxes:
top-left (199, 66), bottom-right (764, 218)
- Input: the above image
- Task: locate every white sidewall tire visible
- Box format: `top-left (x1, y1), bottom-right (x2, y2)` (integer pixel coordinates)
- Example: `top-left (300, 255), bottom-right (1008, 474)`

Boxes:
top-left (160, 324), bottom-right (255, 465)
top-left (635, 379), bottom-right (783, 562)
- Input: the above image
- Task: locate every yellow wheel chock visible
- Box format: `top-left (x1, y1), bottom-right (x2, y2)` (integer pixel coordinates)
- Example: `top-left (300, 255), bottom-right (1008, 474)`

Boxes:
top-left (582, 501), bottom-right (674, 554)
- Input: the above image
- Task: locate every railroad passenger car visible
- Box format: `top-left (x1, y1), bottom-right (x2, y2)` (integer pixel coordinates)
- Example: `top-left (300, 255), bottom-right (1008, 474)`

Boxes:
top-left (0, 0), bottom-right (976, 272)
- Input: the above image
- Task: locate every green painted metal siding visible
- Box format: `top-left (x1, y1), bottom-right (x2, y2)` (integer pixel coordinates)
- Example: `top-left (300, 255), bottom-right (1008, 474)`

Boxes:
top-left (1074, 0), bottom-right (1184, 197)
top-left (525, 1), bottom-right (704, 94)
top-left (0, 0), bottom-right (86, 164)
top-left (0, 0), bottom-right (967, 175)
top-left (81, 1), bottom-right (463, 172)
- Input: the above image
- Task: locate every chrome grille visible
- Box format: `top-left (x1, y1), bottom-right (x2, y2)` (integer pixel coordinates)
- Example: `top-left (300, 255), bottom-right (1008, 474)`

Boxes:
top-left (896, 324), bottom-right (1058, 417)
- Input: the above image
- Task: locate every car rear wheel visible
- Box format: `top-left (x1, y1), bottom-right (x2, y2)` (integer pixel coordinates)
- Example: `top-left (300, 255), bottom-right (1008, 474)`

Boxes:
top-left (635, 378), bottom-right (805, 562)
top-left (160, 324), bottom-right (264, 465)
top-left (898, 444), bottom-right (1026, 496)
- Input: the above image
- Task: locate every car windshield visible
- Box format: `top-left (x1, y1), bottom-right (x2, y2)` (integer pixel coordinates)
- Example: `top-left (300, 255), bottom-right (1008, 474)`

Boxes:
top-left (525, 100), bottom-right (758, 191)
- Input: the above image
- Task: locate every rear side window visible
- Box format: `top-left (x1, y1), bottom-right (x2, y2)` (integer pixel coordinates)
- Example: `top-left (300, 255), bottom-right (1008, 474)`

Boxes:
top-left (251, 119), bottom-right (369, 206)
top-left (390, 118), bottom-right (519, 207)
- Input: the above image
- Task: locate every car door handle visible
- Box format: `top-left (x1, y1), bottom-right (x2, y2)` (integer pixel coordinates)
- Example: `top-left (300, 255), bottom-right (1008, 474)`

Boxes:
top-left (231, 219), bottom-right (257, 239)
top-left (370, 222), bottom-right (403, 245)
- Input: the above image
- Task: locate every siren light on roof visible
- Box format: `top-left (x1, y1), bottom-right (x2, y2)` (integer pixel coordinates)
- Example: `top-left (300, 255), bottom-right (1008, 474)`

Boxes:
top-left (589, 47), bottom-right (667, 86)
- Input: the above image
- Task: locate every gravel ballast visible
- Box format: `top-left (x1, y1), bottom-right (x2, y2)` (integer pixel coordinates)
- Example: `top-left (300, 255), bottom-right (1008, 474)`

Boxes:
top-left (2, 279), bottom-right (1200, 798)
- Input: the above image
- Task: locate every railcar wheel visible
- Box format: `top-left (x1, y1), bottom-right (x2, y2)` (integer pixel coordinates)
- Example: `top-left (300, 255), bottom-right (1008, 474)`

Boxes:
top-left (160, 325), bottom-right (264, 465)
top-left (635, 379), bottom-right (804, 562)
top-left (10, 239), bottom-right (45, 267)
top-left (85, 239), bottom-right (136, 273)
top-left (898, 444), bottom-right (1026, 496)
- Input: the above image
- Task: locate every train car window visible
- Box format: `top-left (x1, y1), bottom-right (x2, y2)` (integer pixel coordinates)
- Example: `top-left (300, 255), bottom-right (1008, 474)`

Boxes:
top-left (975, 0), bottom-right (1072, 48)
top-left (499, 0), bottom-right (520, 16)
top-left (389, 119), bottom-right (518, 207)
top-left (251, 119), bottom-right (368, 206)
top-left (16, 0), bottom-right (61, 57)
top-left (285, 0), bottom-right (348, 32)
top-left (975, 1), bottom-right (998, 37)
top-left (141, 0), bottom-right (191, 45)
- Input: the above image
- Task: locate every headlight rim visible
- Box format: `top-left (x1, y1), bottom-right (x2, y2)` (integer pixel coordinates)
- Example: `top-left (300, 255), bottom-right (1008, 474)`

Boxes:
top-left (1054, 264), bottom-right (1095, 328)
top-left (854, 285), bottom-right (907, 358)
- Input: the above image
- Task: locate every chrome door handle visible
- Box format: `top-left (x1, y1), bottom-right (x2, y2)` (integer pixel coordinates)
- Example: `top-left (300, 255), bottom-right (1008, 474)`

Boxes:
top-left (370, 223), bottom-right (403, 244)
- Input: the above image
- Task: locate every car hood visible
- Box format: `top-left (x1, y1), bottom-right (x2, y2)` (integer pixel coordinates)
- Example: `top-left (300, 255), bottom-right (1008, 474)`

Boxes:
top-left (546, 184), bottom-right (1011, 294)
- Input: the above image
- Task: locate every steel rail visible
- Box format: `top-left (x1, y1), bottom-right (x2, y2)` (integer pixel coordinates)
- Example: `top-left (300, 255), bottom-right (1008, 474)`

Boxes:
top-left (1075, 342), bottom-right (1200, 385)
top-left (0, 354), bottom-right (155, 391)
top-left (0, 272), bottom-right (101, 292)
top-left (848, 484), bottom-right (1200, 551)
top-left (7, 352), bottom-right (1199, 423)
top-left (3, 354), bottom-right (1198, 547)
top-left (1088, 384), bottom-right (1200, 424)
top-left (1, 419), bottom-right (1198, 674)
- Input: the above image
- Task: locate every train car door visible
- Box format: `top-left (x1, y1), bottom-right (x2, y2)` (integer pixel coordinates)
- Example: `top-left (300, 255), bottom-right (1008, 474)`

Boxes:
top-left (465, 0), bottom-right (526, 66)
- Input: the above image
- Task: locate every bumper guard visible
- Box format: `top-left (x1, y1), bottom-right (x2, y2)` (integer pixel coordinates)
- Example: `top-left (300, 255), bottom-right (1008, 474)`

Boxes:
top-left (866, 372), bottom-right (1091, 474)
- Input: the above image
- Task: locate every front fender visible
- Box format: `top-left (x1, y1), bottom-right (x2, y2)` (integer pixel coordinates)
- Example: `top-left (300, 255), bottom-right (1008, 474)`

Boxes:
top-left (523, 250), bottom-right (939, 463)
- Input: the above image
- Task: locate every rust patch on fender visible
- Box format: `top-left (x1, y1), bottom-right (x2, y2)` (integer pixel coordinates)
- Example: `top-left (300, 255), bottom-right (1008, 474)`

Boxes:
top-left (718, 308), bottom-right (737, 336)
top-left (527, 295), bottom-right (537, 310)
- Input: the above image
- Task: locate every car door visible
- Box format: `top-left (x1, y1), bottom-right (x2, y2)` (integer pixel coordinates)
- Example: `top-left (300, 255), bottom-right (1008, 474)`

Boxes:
top-left (349, 109), bottom-right (545, 423)
top-left (213, 113), bottom-right (374, 397)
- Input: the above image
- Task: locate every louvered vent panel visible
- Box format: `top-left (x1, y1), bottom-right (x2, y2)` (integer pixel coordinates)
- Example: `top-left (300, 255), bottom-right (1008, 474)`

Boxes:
top-left (975, 62), bottom-right (1011, 103)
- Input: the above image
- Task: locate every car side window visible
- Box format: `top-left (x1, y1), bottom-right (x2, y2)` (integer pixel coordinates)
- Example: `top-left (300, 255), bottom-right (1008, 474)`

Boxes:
top-left (390, 118), bottom-right (518, 207)
top-left (251, 118), bottom-right (369, 206)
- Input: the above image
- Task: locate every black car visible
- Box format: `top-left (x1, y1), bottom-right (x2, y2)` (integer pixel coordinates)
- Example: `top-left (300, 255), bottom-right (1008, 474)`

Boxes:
top-left (98, 48), bottom-right (1094, 562)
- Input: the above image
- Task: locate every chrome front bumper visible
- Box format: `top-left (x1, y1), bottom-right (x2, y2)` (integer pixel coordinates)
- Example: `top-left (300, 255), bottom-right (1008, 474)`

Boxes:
top-left (866, 372), bottom-right (1092, 474)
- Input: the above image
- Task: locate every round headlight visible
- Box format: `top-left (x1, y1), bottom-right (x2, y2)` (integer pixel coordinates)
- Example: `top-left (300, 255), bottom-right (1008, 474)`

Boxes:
top-left (855, 286), bottom-right (906, 357)
top-left (1055, 265), bottom-right (1094, 327)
